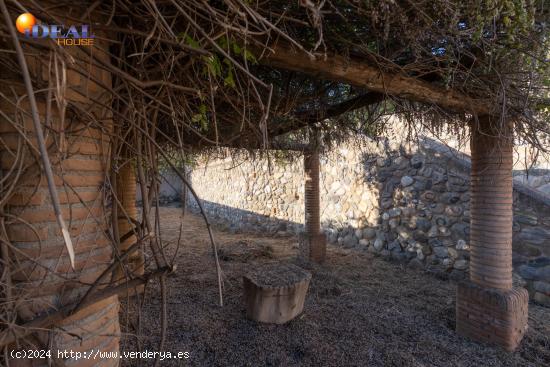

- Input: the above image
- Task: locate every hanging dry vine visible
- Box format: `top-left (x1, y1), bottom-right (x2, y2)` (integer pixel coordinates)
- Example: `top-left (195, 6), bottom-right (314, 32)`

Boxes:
top-left (0, 0), bottom-right (548, 364)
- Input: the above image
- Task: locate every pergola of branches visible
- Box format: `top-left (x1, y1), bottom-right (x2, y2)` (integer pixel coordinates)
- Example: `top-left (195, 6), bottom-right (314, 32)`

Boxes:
top-left (0, 0), bottom-right (549, 358)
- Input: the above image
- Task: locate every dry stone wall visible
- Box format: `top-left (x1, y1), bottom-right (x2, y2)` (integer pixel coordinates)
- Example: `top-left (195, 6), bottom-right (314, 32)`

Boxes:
top-left (188, 138), bottom-right (550, 307)
top-left (514, 170), bottom-right (550, 195)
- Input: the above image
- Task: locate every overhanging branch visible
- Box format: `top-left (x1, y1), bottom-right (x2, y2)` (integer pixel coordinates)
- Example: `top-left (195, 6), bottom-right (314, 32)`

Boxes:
top-left (259, 43), bottom-right (492, 116)
top-left (191, 91), bottom-right (384, 150)
top-left (289, 92), bottom-right (385, 131)
top-left (220, 92), bottom-right (384, 150)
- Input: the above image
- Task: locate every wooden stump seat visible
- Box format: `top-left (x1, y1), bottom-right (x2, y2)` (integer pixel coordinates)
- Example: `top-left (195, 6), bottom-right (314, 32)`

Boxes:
top-left (243, 263), bottom-right (312, 324)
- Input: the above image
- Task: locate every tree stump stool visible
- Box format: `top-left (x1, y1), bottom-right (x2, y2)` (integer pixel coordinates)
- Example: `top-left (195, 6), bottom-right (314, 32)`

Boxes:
top-left (243, 263), bottom-right (312, 324)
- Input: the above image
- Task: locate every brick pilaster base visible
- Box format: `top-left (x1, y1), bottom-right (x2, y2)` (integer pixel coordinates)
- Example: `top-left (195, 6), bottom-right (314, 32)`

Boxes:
top-left (299, 233), bottom-right (326, 263)
top-left (456, 281), bottom-right (529, 351)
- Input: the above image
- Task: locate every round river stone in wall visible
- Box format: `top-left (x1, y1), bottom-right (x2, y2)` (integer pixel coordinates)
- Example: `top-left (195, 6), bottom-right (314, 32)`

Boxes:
top-left (401, 176), bottom-right (414, 187)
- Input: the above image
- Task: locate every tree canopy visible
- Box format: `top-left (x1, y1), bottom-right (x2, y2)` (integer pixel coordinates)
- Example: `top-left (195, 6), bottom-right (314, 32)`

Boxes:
top-left (1, 0), bottom-right (549, 153)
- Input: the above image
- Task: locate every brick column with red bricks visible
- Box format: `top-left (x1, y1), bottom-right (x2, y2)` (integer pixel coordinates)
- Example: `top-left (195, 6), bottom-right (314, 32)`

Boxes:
top-left (113, 154), bottom-right (145, 294)
top-left (0, 5), bottom-right (120, 366)
top-left (301, 147), bottom-right (326, 263)
top-left (456, 116), bottom-right (529, 351)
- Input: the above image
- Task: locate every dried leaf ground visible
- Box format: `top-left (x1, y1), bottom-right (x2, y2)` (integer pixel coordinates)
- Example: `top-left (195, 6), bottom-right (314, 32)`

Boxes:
top-left (120, 207), bottom-right (550, 367)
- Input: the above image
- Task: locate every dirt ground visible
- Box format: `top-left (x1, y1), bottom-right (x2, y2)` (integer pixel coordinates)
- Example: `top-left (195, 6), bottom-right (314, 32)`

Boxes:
top-left (120, 207), bottom-right (550, 367)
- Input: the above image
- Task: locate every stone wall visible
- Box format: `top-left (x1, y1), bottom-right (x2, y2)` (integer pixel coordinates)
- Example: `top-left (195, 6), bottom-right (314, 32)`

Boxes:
top-left (514, 170), bottom-right (550, 195)
top-left (137, 169), bottom-right (184, 204)
top-left (188, 137), bottom-right (550, 307)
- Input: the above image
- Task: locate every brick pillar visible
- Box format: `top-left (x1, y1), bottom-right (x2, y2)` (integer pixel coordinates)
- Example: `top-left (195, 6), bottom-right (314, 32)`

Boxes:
top-left (456, 116), bottom-right (528, 351)
top-left (113, 156), bottom-right (145, 293)
top-left (301, 148), bottom-right (326, 262)
top-left (0, 5), bottom-right (119, 365)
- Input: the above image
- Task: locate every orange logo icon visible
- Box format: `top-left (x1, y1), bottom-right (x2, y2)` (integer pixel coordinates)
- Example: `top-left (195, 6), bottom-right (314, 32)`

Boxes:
top-left (16, 13), bottom-right (36, 34)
